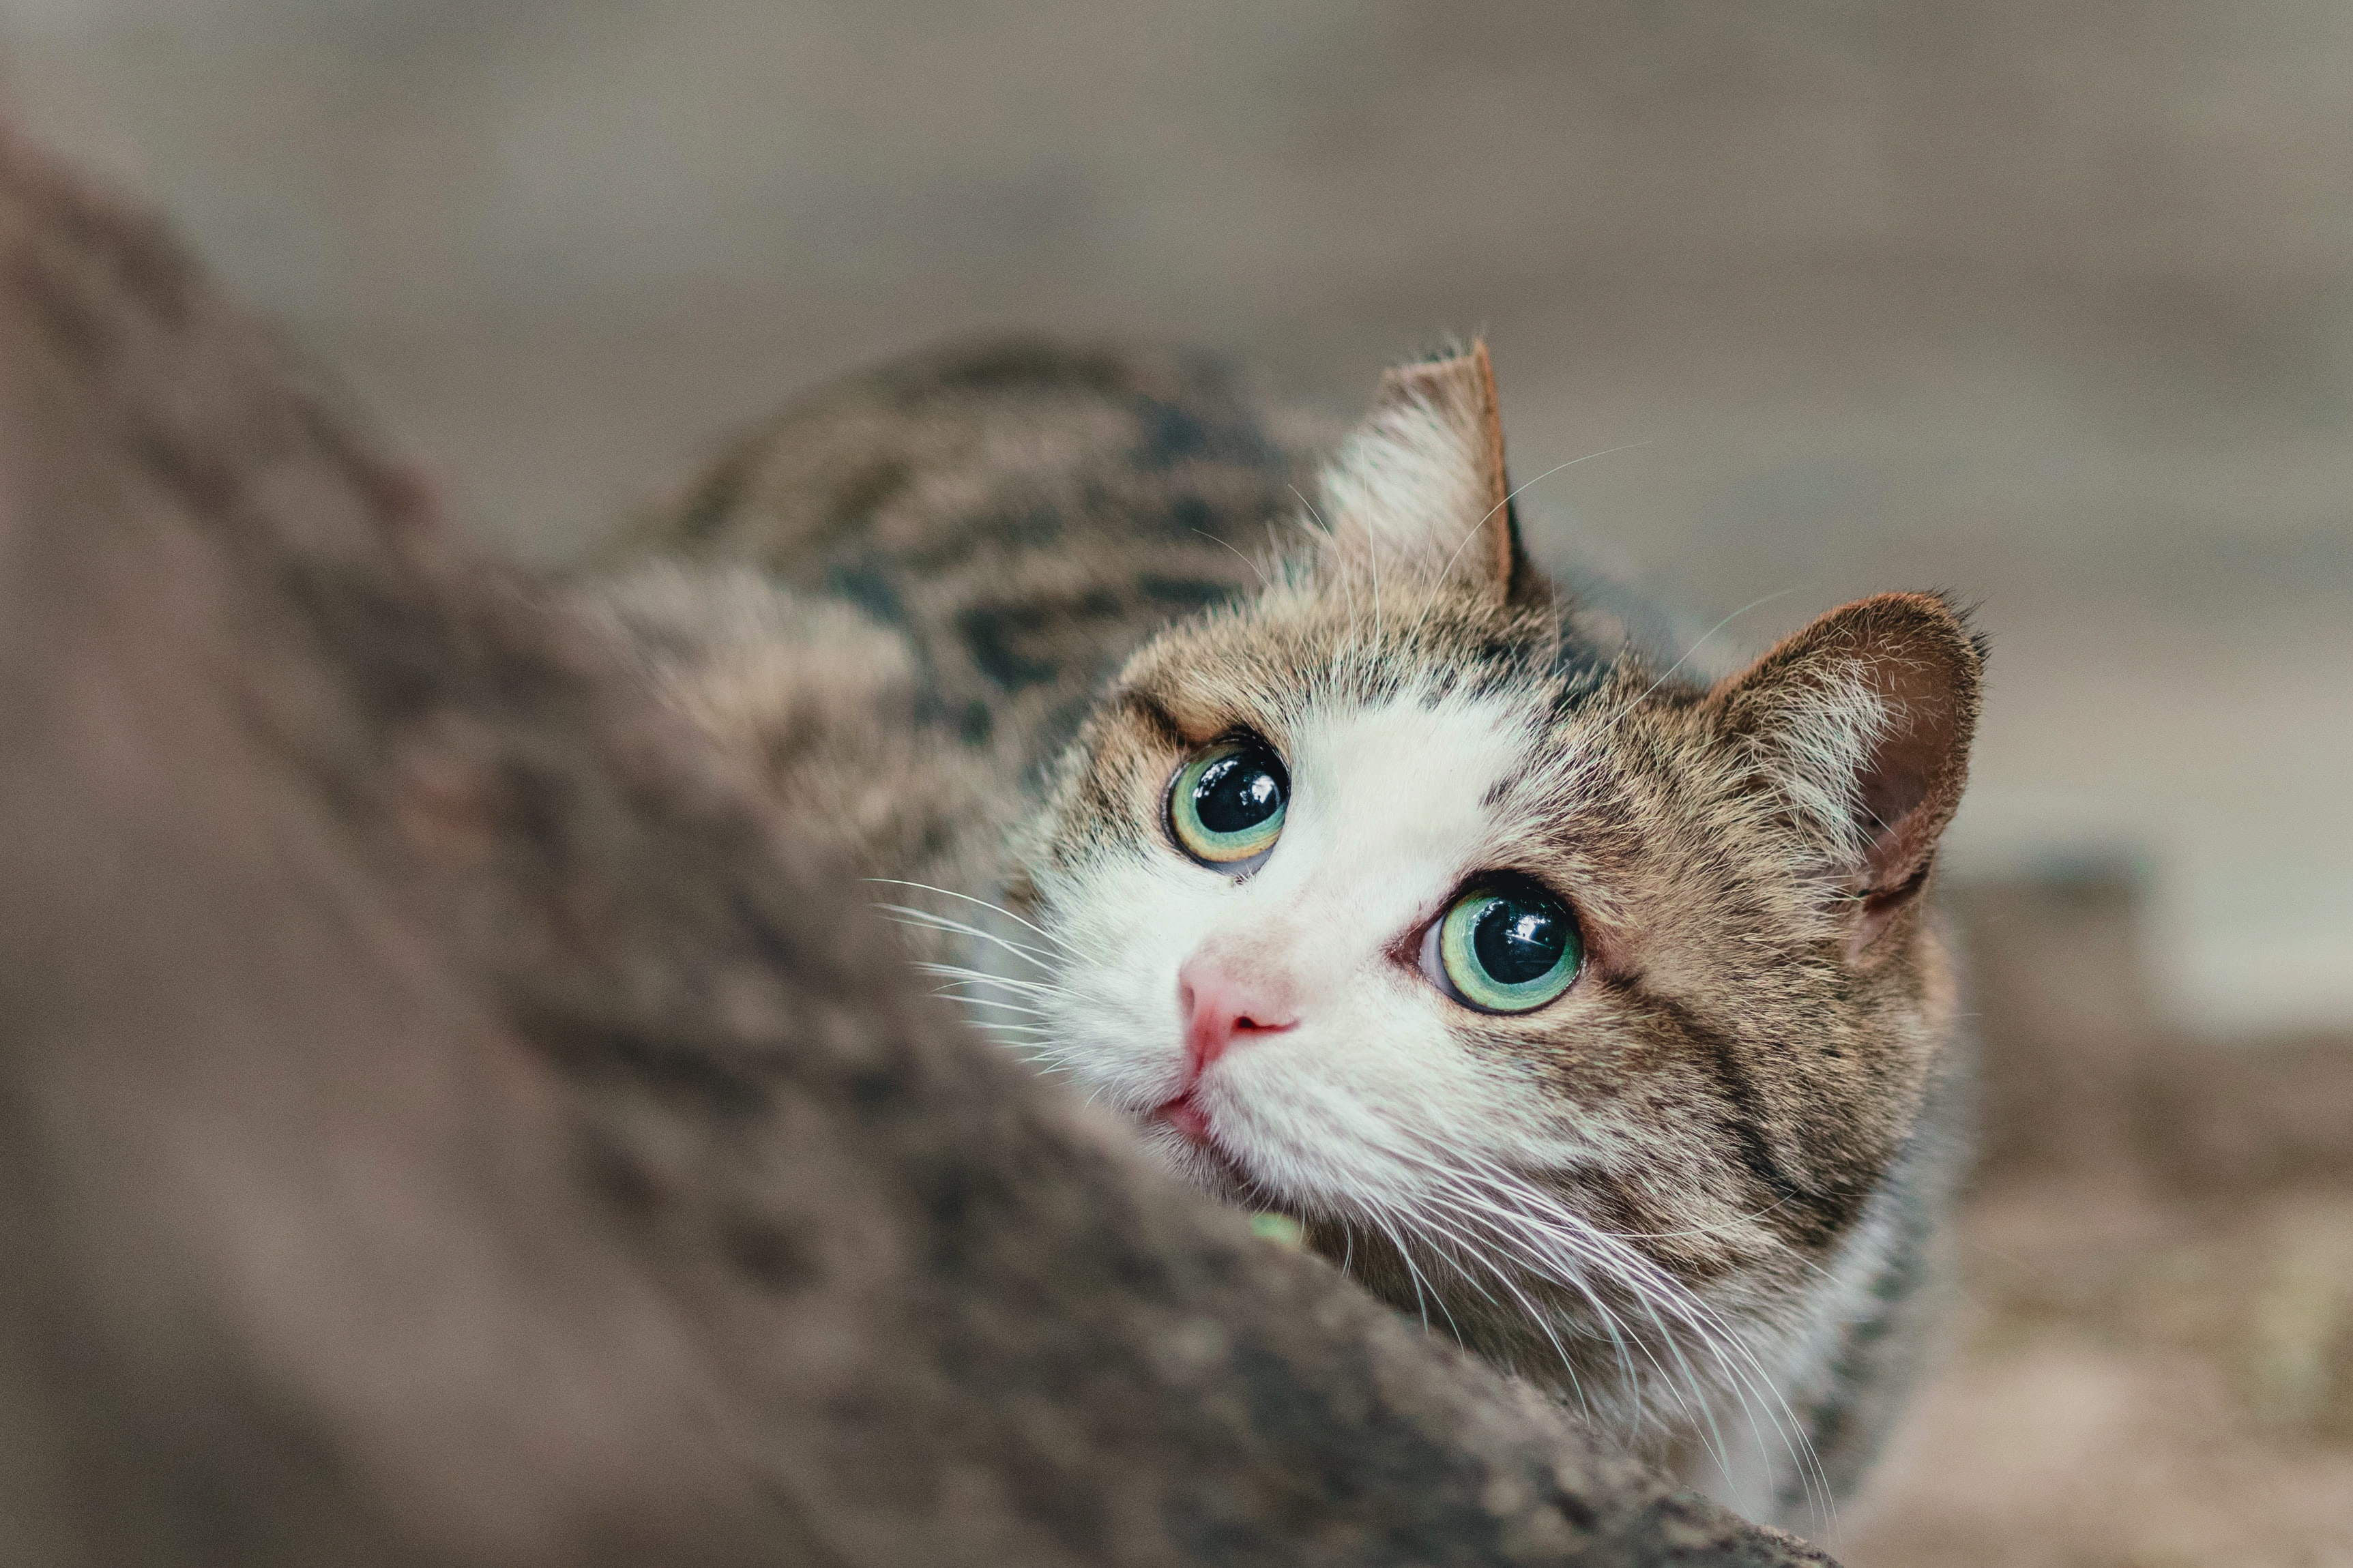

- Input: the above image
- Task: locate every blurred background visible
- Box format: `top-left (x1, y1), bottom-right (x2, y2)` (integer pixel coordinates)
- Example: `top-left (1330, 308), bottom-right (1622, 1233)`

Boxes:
top-left (4, 3), bottom-right (2345, 1561)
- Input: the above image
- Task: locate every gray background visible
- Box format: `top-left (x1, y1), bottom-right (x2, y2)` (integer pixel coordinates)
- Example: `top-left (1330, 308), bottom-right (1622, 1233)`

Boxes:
top-left (8, 0), bottom-right (2347, 1033)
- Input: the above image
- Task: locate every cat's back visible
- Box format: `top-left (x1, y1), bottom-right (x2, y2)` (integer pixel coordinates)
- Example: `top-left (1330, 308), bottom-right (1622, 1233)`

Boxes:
top-left (598, 338), bottom-right (1334, 769)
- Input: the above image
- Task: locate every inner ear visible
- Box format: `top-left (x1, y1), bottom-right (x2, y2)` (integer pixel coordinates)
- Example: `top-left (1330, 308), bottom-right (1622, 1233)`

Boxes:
top-left (1708, 593), bottom-right (1985, 954)
top-left (1854, 647), bottom-right (1967, 895)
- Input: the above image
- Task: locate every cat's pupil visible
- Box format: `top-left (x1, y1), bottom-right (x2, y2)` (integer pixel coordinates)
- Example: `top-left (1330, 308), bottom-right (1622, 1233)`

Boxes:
top-left (1193, 751), bottom-right (1283, 833)
top-left (1472, 898), bottom-right (1565, 985)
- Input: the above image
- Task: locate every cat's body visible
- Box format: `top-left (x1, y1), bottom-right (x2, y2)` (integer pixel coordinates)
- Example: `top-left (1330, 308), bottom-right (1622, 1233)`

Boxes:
top-left (583, 337), bottom-right (1978, 1536)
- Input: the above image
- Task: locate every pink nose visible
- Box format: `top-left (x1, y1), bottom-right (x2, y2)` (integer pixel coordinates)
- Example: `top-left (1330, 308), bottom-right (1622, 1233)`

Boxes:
top-left (1178, 957), bottom-right (1299, 1073)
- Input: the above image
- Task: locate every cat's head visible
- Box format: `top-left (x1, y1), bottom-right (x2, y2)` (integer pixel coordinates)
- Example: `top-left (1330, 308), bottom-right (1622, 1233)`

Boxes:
top-left (1004, 342), bottom-right (1980, 1440)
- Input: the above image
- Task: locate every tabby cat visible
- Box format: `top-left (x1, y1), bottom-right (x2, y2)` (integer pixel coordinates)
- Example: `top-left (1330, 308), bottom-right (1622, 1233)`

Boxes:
top-left (582, 338), bottom-right (1981, 1535)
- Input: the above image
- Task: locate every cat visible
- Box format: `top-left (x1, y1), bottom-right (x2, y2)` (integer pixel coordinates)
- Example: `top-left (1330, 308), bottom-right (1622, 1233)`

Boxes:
top-left (581, 336), bottom-right (1981, 1537)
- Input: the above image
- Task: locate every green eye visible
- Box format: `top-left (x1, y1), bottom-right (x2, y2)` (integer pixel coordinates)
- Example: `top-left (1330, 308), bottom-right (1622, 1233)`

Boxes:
top-left (1169, 739), bottom-right (1287, 868)
top-left (1436, 879), bottom-right (1581, 1013)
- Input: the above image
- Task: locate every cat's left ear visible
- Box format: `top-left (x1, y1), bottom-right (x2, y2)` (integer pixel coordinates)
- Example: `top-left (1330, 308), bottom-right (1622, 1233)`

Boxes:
top-left (1316, 340), bottom-right (1545, 606)
top-left (1706, 593), bottom-right (1985, 958)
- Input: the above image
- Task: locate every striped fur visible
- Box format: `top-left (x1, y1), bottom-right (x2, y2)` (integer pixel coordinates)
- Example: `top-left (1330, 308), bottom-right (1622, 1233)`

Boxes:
top-left (585, 336), bottom-right (1981, 1537)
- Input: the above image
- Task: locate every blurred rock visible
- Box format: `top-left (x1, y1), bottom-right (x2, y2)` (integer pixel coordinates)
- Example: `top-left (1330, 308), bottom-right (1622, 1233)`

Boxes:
top-left (1951, 865), bottom-right (2353, 1195)
top-left (1947, 862), bottom-right (2165, 1185)
top-left (1843, 868), bottom-right (2353, 1565)
top-left (2142, 1035), bottom-right (2353, 1196)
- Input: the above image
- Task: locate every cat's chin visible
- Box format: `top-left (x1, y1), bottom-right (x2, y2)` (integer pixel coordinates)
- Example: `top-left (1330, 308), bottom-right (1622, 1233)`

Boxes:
top-left (1135, 1110), bottom-right (1261, 1207)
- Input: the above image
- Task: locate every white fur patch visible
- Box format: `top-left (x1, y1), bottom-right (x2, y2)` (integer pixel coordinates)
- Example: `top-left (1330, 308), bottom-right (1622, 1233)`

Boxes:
top-left (1315, 395), bottom-right (1493, 573)
top-left (1752, 660), bottom-right (1890, 869)
top-left (1032, 685), bottom-right (1566, 1213)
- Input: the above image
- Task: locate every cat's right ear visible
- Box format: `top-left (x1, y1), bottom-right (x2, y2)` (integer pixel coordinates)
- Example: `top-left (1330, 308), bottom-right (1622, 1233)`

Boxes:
top-left (1705, 593), bottom-right (1984, 959)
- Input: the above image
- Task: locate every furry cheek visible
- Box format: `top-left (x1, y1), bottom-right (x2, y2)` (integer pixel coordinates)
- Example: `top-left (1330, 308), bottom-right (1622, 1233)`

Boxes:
top-left (1031, 848), bottom-right (1225, 1110)
top-left (1202, 977), bottom-right (1513, 1210)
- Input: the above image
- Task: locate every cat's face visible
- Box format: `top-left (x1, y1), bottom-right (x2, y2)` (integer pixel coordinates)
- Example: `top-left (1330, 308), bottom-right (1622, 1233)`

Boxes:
top-left (1002, 346), bottom-right (1979, 1462)
top-left (1028, 604), bottom-right (1605, 1219)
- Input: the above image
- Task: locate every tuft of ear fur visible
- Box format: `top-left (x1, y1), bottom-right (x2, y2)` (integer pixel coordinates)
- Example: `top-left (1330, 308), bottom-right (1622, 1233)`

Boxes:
top-left (1706, 593), bottom-right (1984, 958)
top-left (1314, 340), bottom-right (1543, 605)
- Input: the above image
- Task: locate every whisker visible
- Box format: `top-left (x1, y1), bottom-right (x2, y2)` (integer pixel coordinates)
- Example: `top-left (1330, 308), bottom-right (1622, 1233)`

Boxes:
top-left (1575, 587), bottom-right (1804, 754)
top-left (914, 964), bottom-right (1068, 999)
top-left (928, 988), bottom-right (1049, 1011)
top-left (1288, 483), bottom-right (1333, 542)
top-left (925, 981), bottom-right (1058, 1010)
top-left (1544, 1190), bottom-right (1832, 1522)
top-left (1192, 527), bottom-right (1272, 591)
top-left (864, 878), bottom-right (1079, 956)
top-left (1406, 1166), bottom-right (1653, 1425)
top-left (876, 904), bottom-right (1056, 972)
top-left (1378, 1136), bottom-right (1828, 1522)
top-left (1439, 1152), bottom-right (1764, 1462)
top-left (1461, 447), bottom-right (1654, 574)
top-left (1410, 444), bottom-right (1654, 640)
top-left (1360, 1208), bottom-right (1435, 1337)
top-left (1391, 1224), bottom-right (1467, 1346)
top-left (1394, 1196), bottom-right (1598, 1424)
